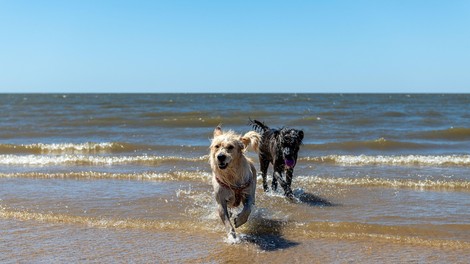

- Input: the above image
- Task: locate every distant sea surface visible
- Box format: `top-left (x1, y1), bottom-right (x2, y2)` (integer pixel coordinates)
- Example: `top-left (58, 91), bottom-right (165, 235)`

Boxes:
top-left (2, 94), bottom-right (470, 263)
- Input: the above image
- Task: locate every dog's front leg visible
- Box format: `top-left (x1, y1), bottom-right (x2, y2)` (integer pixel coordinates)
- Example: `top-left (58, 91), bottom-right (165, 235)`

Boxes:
top-left (273, 169), bottom-right (293, 198)
top-left (271, 171), bottom-right (278, 191)
top-left (234, 194), bottom-right (253, 228)
top-left (218, 201), bottom-right (236, 238)
top-left (272, 162), bottom-right (286, 191)
top-left (286, 168), bottom-right (294, 189)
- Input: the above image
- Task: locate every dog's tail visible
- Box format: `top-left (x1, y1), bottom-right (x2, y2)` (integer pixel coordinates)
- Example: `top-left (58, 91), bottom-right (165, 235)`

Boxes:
top-left (241, 131), bottom-right (261, 153)
top-left (248, 118), bottom-right (269, 133)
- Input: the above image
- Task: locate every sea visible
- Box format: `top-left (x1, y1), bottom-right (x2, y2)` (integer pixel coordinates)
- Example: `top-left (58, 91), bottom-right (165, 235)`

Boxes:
top-left (1, 93), bottom-right (470, 263)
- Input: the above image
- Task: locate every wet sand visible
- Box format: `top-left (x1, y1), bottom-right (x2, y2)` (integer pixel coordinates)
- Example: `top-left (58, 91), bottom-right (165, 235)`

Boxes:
top-left (2, 175), bottom-right (470, 263)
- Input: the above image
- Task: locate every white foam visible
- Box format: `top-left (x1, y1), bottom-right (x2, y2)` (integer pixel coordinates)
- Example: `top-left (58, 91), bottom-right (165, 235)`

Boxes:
top-left (26, 142), bottom-right (116, 151)
top-left (295, 175), bottom-right (470, 190)
top-left (224, 233), bottom-right (242, 244)
top-left (303, 154), bottom-right (470, 166)
top-left (0, 154), bottom-right (207, 165)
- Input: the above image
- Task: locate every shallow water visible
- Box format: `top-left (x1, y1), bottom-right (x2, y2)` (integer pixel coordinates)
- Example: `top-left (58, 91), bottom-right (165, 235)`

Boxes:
top-left (1, 94), bottom-right (470, 263)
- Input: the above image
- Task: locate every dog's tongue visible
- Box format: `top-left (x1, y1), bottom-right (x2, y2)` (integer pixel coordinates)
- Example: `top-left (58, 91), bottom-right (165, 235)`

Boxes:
top-left (285, 159), bottom-right (295, 167)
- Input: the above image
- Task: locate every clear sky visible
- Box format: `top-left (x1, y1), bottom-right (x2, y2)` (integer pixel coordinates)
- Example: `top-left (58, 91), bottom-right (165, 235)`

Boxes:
top-left (1, 1), bottom-right (469, 93)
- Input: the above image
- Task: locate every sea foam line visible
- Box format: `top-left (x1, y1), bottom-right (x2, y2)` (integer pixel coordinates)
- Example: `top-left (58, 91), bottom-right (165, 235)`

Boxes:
top-left (0, 142), bottom-right (119, 152)
top-left (302, 155), bottom-right (470, 166)
top-left (0, 171), bottom-right (212, 182)
top-left (2, 171), bottom-right (469, 192)
top-left (2, 153), bottom-right (470, 167)
top-left (0, 154), bottom-right (209, 165)
top-left (296, 176), bottom-right (470, 191)
top-left (24, 142), bottom-right (117, 151)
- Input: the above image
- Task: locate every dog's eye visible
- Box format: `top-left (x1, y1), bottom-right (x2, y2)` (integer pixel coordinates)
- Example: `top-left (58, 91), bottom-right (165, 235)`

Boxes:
top-left (214, 144), bottom-right (220, 149)
top-left (227, 145), bottom-right (234, 150)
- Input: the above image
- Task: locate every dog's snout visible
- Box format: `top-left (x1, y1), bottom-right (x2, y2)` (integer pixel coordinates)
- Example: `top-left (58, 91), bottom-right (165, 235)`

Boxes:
top-left (217, 154), bottom-right (226, 162)
top-left (283, 148), bottom-right (291, 157)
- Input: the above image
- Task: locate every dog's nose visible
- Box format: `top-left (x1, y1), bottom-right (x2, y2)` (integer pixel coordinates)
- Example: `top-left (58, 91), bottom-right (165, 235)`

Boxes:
top-left (283, 148), bottom-right (291, 156)
top-left (217, 154), bottom-right (226, 162)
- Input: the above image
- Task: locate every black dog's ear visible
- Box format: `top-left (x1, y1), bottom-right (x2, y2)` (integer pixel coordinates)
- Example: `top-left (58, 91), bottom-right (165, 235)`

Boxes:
top-left (298, 130), bottom-right (304, 143)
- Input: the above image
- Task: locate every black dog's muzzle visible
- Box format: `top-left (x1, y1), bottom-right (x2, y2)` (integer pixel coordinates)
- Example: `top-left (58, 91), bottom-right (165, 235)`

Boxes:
top-left (283, 149), bottom-right (296, 168)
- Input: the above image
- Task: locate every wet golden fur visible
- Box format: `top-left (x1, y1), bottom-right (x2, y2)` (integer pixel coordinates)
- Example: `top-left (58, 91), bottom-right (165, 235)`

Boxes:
top-left (209, 126), bottom-right (260, 239)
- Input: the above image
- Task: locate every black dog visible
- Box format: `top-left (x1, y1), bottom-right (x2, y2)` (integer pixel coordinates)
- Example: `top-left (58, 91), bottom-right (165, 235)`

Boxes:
top-left (249, 119), bottom-right (304, 198)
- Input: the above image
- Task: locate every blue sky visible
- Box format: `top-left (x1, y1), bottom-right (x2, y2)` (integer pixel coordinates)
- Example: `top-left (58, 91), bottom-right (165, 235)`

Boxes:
top-left (0, 1), bottom-right (469, 93)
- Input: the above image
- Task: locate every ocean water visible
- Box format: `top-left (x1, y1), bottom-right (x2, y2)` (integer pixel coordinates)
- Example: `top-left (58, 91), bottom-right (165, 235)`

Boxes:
top-left (1, 93), bottom-right (470, 263)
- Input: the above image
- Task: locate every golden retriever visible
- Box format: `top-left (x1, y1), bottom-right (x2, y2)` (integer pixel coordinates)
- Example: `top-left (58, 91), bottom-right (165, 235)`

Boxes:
top-left (209, 125), bottom-right (260, 239)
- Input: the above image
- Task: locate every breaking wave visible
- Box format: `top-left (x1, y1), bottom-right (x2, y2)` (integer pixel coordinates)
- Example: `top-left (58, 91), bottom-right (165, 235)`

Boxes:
top-left (295, 176), bottom-right (470, 191)
top-left (0, 154), bottom-right (208, 165)
top-left (302, 155), bottom-right (470, 167)
top-left (0, 142), bottom-right (138, 154)
top-left (1, 153), bottom-right (470, 167)
top-left (0, 142), bottom-right (209, 155)
top-left (0, 171), bottom-right (212, 182)
top-left (2, 171), bottom-right (469, 192)
top-left (304, 138), bottom-right (429, 151)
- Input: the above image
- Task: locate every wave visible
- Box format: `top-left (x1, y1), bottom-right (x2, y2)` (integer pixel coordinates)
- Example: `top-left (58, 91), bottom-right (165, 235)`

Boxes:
top-left (1, 206), bottom-right (469, 250)
top-left (304, 138), bottom-right (429, 151)
top-left (0, 171), bottom-right (212, 182)
top-left (1, 153), bottom-right (470, 167)
top-left (302, 155), bottom-right (470, 167)
top-left (413, 127), bottom-right (470, 141)
top-left (3, 171), bottom-right (470, 192)
top-left (152, 111), bottom-right (286, 128)
top-left (383, 111), bottom-right (407, 117)
top-left (0, 142), bottom-right (207, 154)
top-left (0, 206), bottom-right (191, 231)
top-left (60, 111), bottom-right (277, 128)
top-left (289, 221), bottom-right (470, 249)
top-left (0, 154), bottom-right (208, 165)
top-left (0, 142), bottom-right (135, 154)
top-left (295, 176), bottom-right (470, 191)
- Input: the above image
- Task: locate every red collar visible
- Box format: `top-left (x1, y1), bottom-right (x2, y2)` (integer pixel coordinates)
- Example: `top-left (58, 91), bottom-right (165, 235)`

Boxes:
top-left (215, 175), bottom-right (252, 207)
top-left (215, 175), bottom-right (251, 191)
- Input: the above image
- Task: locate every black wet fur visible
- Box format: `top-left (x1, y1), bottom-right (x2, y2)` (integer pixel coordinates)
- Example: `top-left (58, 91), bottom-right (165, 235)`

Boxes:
top-left (249, 119), bottom-right (304, 197)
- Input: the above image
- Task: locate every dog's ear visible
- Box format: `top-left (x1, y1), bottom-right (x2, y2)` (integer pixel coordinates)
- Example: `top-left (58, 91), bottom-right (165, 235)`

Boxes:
top-left (240, 137), bottom-right (250, 149)
top-left (298, 130), bottom-right (304, 143)
top-left (214, 126), bottom-right (223, 137)
top-left (240, 131), bottom-right (260, 152)
top-left (237, 140), bottom-right (246, 152)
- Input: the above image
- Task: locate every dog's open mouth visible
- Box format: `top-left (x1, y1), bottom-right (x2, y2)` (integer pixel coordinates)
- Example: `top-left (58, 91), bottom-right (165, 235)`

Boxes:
top-left (218, 162), bottom-right (228, 169)
top-left (284, 159), bottom-right (296, 168)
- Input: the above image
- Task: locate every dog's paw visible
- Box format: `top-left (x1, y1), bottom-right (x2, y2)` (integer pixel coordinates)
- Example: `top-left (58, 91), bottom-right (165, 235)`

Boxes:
top-left (234, 217), bottom-right (240, 228)
top-left (230, 231), bottom-right (237, 239)
top-left (263, 182), bottom-right (269, 192)
top-left (225, 231), bottom-right (241, 244)
top-left (285, 190), bottom-right (295, 200)
top-left (234, 214), bottom-right (248, 228)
